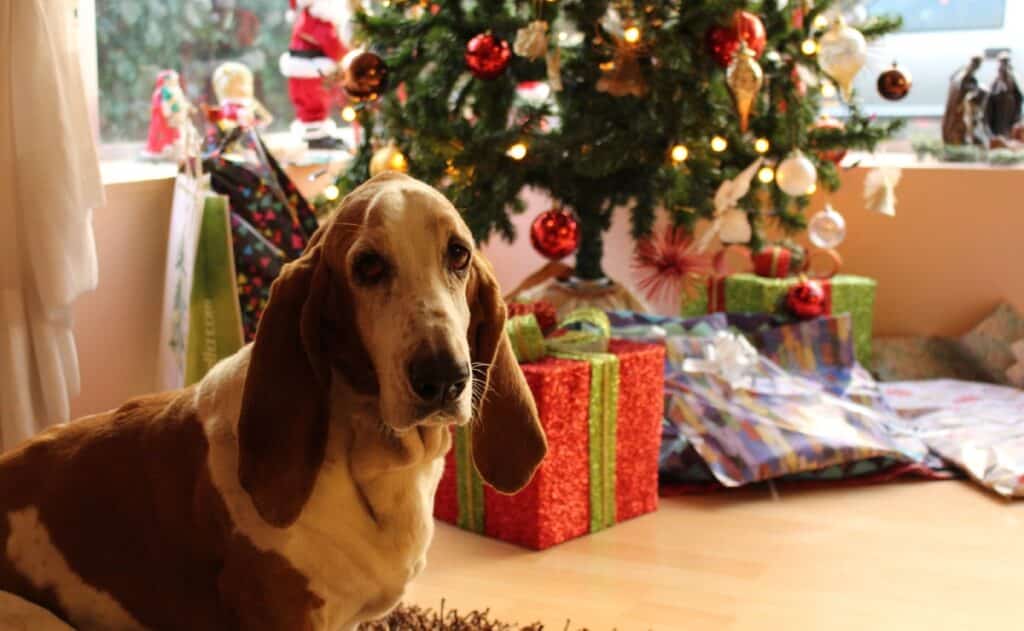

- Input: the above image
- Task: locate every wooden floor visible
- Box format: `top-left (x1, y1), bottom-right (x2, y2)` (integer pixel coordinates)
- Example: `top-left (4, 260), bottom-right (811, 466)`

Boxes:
top-left (406, 480), bottom-right (1022, 630)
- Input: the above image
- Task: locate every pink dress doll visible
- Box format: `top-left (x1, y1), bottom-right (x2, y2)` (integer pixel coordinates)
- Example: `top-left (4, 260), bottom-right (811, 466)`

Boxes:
top-left (143, 70), bottom-right (189, 158)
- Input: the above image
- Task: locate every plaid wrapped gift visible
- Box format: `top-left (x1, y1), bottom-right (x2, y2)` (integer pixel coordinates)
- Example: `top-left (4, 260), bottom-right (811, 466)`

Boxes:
top-left (434, 309), bottom-right (664, 550)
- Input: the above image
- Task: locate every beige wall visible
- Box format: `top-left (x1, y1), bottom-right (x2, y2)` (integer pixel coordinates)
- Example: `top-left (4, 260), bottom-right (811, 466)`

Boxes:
top-left (70, 164), bottom-right (1024, 417)
top-left (70, 178), bottom-right (174, 418)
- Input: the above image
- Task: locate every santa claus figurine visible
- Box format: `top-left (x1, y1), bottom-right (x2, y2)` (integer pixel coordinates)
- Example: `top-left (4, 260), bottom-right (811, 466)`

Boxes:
top-left (142, 70), bottom-right (191, 159)
top-left (279, 0), bottom-right (353, 149)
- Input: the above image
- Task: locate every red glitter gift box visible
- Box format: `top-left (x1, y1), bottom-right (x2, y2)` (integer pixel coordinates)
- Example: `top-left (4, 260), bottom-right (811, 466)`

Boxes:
top-left (434, 339), bottom-right (665, 550)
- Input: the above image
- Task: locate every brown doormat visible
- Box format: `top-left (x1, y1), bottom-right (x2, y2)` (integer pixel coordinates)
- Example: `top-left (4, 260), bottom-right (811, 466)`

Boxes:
top-left (359, 601), bottom-right (584, 630)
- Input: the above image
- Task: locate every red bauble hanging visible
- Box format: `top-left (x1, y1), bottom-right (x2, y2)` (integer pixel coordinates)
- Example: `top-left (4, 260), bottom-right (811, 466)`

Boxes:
top-left (706, 11), bottom-right (767, 68)
top-left (786, 278), bottom-right (828, 320)
top-left (877, 62), bottom-right (912, 101)
top-left (530, 208), bottom-right (580, 260)
top-left (465, 33), bottom-right (512, 80)
top-left (340, 50), bottom-right (389, 101)
top-left (811, 116), bottom-right (848, 165)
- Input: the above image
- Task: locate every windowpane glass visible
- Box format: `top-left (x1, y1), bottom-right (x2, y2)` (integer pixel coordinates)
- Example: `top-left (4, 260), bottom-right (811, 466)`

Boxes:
top-left (865, 0), bottom-right (1005, 33)
top-left (96, 0), bottom-right (291, 145)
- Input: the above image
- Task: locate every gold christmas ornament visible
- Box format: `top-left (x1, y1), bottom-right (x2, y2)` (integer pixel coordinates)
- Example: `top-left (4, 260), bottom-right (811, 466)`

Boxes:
top-left (726, 42), bottom-right (763, 133)
top-left (514, 20), bottom-right (549, 60)
top-left (817, 17), bottom-right (867, 102)
top-left (597, 49), bottom-right (647, 97)
top-left (369, 142), bottom-right (409, 176)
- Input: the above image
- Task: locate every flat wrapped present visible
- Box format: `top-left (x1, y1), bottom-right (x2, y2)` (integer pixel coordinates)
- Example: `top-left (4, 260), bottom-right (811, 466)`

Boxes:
top-left (434, 309), bottom-right (664, 550)
top-left (681, 273), bottom-right (877, 366)
top-left (880, 381), bottom-right (1024, 498)
top-left (664, 331), bottom-right (927, 488)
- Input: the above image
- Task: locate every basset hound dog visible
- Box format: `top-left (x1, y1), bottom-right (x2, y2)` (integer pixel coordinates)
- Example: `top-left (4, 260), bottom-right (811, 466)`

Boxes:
top-left (0, 173), bottom-right (547, 630)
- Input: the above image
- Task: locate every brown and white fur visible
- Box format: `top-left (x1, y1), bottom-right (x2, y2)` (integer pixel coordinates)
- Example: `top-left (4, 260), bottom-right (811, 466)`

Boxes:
top-left (0, 173), bottom-right (547, 631)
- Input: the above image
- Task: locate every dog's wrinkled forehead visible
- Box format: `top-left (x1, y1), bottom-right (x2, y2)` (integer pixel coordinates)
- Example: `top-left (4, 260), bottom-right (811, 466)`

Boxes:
top-left (320, 175), bottom-right (473, 268)
top-left (362, 185), bottom-right (470, 248)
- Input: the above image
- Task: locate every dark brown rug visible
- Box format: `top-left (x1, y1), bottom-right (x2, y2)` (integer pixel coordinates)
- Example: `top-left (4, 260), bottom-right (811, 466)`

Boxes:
top-left (359, 601), bottom-right (583, 630)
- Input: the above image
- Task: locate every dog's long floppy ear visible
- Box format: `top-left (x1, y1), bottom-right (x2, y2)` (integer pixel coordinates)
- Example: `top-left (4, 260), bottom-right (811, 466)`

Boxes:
top-left (237, 232), bottom-right (332, 528)
top-left (467, 254), bottom-right (547, 493)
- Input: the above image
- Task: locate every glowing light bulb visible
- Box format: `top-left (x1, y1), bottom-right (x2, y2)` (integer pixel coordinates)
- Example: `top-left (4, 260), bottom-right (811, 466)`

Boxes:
top-left (812, 14), bottom-right (830, 31)
top-left (506, 142), bottom-right (528, 160)
top-left (623, 26), bottom-right (641, 44)
top-left (670, 144), bottom-right (689, 163)
top-left (807, 182), bottom-right (818, 195)
top-left (821, 81), bottom-right (837, 99)
top-left (323, 184), bottom-right (341, 201)
top-left (710, 136), bottom-right (728, 152)
top-left (757, 166), bottom-right (775, 184)
top-left (801, 38), bottom-right (819, 56)
top-left (754, 138), bottom-right (771, 154)
top-left (558, 31), bottom-right (568, 42)
top-left (341, 106), bottom-right (357, 122)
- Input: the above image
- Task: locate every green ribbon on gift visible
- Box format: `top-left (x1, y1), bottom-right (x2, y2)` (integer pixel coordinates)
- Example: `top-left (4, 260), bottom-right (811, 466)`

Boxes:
top-left (453, 308), bottom-right (620, 534)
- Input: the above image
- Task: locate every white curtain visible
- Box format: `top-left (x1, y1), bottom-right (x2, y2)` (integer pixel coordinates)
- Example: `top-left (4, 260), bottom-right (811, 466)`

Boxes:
top-left (0, 0), bottom-right (104, 451)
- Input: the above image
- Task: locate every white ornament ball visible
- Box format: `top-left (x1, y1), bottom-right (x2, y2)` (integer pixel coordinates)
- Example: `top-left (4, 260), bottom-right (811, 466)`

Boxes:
top-left (818, 17), bottom-right (867, 102)
top-left (719, 208), bottom-right (752, 244)
top-left (808, 204), bottom-right (847, 249)
top-left (775, 150), bottom-right (818, 197)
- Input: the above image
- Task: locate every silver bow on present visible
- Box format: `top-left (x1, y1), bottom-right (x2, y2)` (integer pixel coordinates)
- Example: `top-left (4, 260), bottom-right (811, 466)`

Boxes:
top-left (680, 330), bottom-right (761, 391)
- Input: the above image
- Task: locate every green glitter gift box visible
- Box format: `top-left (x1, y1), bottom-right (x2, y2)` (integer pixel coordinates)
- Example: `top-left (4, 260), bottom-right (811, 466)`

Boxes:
top-left (681, 273), bottom-right (877, 366)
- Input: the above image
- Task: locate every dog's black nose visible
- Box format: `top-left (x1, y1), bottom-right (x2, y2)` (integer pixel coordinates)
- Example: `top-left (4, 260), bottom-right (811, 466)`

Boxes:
top-left (407, 348), bottom-right (470, 407)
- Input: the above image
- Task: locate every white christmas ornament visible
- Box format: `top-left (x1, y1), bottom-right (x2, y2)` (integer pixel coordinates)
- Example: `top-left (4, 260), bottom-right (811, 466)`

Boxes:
top-left (808, 204), bottom-right (847, 249)
top-left (775, 150), bottom-right (817, 197)
top-left (863, 166), bottom-right (902, 216)
top-left (817, 17), bottom-right (867, 102)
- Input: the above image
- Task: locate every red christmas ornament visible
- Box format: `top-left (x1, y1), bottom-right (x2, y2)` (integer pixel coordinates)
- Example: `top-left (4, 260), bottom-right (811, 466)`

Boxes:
top-left (632, 226), bottom-right (713, 302)
top-left (786, 278), bottom-right (828, 320)
top-left (705, 11), bottom-right (767, 68)
top-left (877, 62), bottom-right (912, 101)
top-left (465, 33), bottom-right (512, 80)
top-left (811, 116), bottom-right (848, 165)
top-left (341, 50), bottom-right (389, 101)
top-left (530, 208), bottom-right (580, 260)
top-left (753, 246), bottom-right (794, 278)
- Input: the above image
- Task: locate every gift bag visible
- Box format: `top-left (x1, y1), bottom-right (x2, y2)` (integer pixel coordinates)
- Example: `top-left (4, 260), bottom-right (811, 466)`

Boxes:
top-left (157, 172), bottom-right (244, 390)
top-left (203, 127), bottom-right (319, 340)
top-left (184, 194), bottom-right (245, 385)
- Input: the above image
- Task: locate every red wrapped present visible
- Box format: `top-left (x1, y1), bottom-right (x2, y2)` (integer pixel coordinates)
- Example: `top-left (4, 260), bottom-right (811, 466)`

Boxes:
top-left (434, 309), bottom-right (665, 550)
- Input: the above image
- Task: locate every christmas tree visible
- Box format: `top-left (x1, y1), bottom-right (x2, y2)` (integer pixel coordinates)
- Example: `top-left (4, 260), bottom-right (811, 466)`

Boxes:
top-left (325, 0), bottom-right (902, 282)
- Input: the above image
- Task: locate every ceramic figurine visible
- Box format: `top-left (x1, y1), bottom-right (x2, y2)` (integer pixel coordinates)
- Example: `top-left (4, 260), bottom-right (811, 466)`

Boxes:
top-left (278, 0), bottom-right (353, 149)
top-left (142, 70), bottom-right (191, 159)
top-left (211, 61), bottom-right (274, 132)
top-left (986, 52), bottom-right (1023, 138)
top-left (963, 87), bottom-right (991, 148)
top-left (941, 56), bottom-right (983, 145)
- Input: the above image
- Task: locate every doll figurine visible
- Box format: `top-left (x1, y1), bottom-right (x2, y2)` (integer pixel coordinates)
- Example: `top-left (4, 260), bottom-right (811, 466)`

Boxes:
top-left (211, 61), bottom-right (274, 132)
top-left (279, 0), bottom-right (353, 149)
top-left (986, 52), bottom-right (1023, 138)
top-left (942, 56), bottom-right (983, 145)
top-left (142, 70), bottom-right (191, 159)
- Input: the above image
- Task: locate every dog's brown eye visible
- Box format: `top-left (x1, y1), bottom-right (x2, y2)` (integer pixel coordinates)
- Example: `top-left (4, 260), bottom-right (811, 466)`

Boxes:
top-left (353, 252), bottom-right (389, 285)
top-left (448, 242), bottom-right (471, 272)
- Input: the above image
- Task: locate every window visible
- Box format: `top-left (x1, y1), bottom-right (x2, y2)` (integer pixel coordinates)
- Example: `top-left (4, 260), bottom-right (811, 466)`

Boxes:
top-left (95, 0), bottom-right (291, 153)
top-left (864, 0), bottom-right (1006, 33)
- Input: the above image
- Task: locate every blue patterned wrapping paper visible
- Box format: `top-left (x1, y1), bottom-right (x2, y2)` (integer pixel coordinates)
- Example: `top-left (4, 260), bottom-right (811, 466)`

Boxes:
top-left (610, 312), bottom-right (930, 487)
